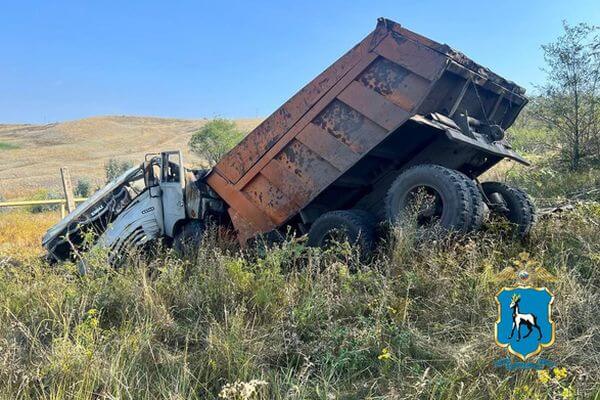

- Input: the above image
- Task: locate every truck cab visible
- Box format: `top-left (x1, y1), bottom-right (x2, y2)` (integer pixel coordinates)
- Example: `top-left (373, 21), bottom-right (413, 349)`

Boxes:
top-left (43, 150), bottom-right (210, 263)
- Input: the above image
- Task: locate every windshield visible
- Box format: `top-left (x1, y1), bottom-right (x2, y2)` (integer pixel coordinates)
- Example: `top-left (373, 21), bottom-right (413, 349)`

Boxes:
top-left (124, 167), bottom-right (145, 198)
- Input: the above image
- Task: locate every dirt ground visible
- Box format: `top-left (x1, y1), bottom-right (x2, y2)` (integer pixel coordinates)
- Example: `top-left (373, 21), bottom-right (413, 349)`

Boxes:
top-left (0, 116), bottom-right (261, 199)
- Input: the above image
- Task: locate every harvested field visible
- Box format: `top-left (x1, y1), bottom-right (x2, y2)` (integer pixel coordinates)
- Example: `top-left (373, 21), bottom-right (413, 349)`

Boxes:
top-left (0, 116), bottom-right (260, 198)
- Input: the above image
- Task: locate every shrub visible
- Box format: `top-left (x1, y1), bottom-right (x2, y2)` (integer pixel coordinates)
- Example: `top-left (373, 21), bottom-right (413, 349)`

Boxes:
top-left (28, 189), bottom-right (62, 213)
top-left (74, 178), bottom-right (92, 197)
top-left (104, 158), bottom-right (134, 183)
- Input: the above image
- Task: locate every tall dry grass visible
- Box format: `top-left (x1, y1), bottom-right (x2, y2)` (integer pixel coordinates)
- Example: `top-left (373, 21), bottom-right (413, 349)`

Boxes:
top-left (0, 202), bottom-right (599, 399)
top-left (0, 210), bottom-right (60, 261)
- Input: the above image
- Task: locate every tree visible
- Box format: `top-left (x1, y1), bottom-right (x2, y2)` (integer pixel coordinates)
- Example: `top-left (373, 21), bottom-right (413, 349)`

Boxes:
top-left (533, 21), bottom-right (600, 170)
top-left (188, 119), bottom-right (244, 166)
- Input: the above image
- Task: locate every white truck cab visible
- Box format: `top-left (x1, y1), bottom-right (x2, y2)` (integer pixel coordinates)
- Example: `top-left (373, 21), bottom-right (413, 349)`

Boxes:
top-left (43, 150), bottom-right (220, 264)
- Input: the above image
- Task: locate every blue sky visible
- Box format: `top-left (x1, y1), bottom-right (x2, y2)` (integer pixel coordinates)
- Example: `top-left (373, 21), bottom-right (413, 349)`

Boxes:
top-left (1, 0), bottom-right (598, 124)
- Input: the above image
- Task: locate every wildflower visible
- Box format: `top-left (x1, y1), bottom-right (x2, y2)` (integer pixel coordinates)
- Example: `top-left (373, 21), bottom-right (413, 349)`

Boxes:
top-left (537, 369), bottom-right (551, 384)
top-left (561, 386), bottom-right (574, 400)
top-left (378, 347), bottom-right (391, 361)
top-left (553, 367), bottom-right (568, 380)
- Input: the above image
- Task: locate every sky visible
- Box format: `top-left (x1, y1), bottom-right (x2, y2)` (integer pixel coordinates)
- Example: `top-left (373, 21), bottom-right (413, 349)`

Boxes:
top-left (1, 0), bottom-right (599, 124)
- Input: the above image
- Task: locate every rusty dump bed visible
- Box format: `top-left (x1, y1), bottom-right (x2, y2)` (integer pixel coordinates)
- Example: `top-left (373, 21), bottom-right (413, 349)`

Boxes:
top-left (206, 18), bottom-right (528, 243)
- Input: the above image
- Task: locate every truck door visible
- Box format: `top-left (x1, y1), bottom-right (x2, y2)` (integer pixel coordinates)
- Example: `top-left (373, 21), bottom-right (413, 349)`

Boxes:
top-left (160, 151), bottom-right (186, 237)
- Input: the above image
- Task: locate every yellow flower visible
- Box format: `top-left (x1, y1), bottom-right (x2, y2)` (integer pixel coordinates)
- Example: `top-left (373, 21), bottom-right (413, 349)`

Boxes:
top-left (377, 347), bottom-right (391, 361)
top-left (537, 369), bottom-right (551, 384)
top-left (561, 386), bottom-right (574, 400)
top-left (553, 367), bottom-right (568, 380)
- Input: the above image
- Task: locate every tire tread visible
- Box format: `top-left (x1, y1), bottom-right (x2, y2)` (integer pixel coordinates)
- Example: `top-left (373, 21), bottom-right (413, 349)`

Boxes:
top-left (384, 164), bottom-right (472, 233)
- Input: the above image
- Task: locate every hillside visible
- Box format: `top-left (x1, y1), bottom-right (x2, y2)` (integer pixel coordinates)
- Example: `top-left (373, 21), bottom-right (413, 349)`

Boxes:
top-left (0, 116), bottom-right (261, 198)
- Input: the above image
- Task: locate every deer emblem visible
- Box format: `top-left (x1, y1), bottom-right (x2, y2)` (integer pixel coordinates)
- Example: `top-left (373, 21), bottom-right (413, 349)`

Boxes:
top-left (508, 294), bottom-right (543, 341)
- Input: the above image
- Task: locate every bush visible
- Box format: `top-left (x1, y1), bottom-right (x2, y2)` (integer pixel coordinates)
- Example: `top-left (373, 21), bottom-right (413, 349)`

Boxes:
top-left (189, 118), bottom-right (245, 166)
top-left (506, 108), bottom-right (557, 155)
top-left (104, 159), bottom-right (134, 183)
top-left (74, 178), bottom-right (92, 197)
top-left (28, 190), bottom-right (62, 213)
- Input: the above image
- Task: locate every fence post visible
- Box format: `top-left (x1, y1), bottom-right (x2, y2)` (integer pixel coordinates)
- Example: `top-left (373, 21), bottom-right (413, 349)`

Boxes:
top-left (60, 167), bottom-right (76, 213)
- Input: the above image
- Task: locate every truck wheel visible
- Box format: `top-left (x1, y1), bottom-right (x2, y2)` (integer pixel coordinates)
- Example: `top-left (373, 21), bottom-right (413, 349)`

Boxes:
top-left (173, 220), bottom-right (205, 258)
top-left (307, 210), bottom-right (376, 257)
top-left (481, 182), bottom-right (536, 237)
top-left (458, 174), bottom-right (485, 232)
top-left (385, 164), bottom-right (472, 233)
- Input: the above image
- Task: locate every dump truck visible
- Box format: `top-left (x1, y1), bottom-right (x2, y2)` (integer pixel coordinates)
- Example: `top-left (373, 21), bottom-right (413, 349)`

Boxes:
top-left (43, 18), bottom-right (535, 262)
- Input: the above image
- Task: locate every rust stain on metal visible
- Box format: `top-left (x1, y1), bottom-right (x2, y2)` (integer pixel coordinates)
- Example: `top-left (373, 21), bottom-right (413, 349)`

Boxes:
top-left (337, 81), bottom-right (410, 131)
top-left (313, 100), bottom-right (386, 153)
top-left (296, 123), bottom-right (360, 171)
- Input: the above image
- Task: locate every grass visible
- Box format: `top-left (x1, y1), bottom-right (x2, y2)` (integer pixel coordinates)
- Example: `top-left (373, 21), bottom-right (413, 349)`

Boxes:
top-left (0, 161), bottom-right (599, 399)
top-left (0, 210), bottom-right (60, 260)
top-left (483, 156), bottom-right (600, 207)
top-left (0, 141), bottom-right (20, 150)
top-left (1, 210), bottom-right (599, 398)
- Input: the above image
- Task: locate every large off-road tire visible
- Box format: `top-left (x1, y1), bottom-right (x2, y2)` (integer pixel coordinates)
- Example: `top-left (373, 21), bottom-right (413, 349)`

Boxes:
top-left (307, 210), bottom-right (376, 257)
top-left (457, 173), bottom-right (486, 232)
top-left (173, 220), bottom-right (205, 258)
top-left (385, 164), bottom-right (472, 233)
top-left (481, 182), bottom-right (536, 237)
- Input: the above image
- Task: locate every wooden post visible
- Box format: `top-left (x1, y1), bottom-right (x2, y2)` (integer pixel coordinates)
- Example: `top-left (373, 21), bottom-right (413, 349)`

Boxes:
top-left (60, 203), bottom-right (66, 218)
top-left (60, 167), bottom-right (76, 213)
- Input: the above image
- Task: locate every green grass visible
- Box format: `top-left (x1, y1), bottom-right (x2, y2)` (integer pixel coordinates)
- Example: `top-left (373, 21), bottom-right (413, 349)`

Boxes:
top-left (495, 155), bottom-right (600, 207)
top-left (1, 204), bottom-right (599, 399)
top-left (0, 141), bottom-right (20, 150)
